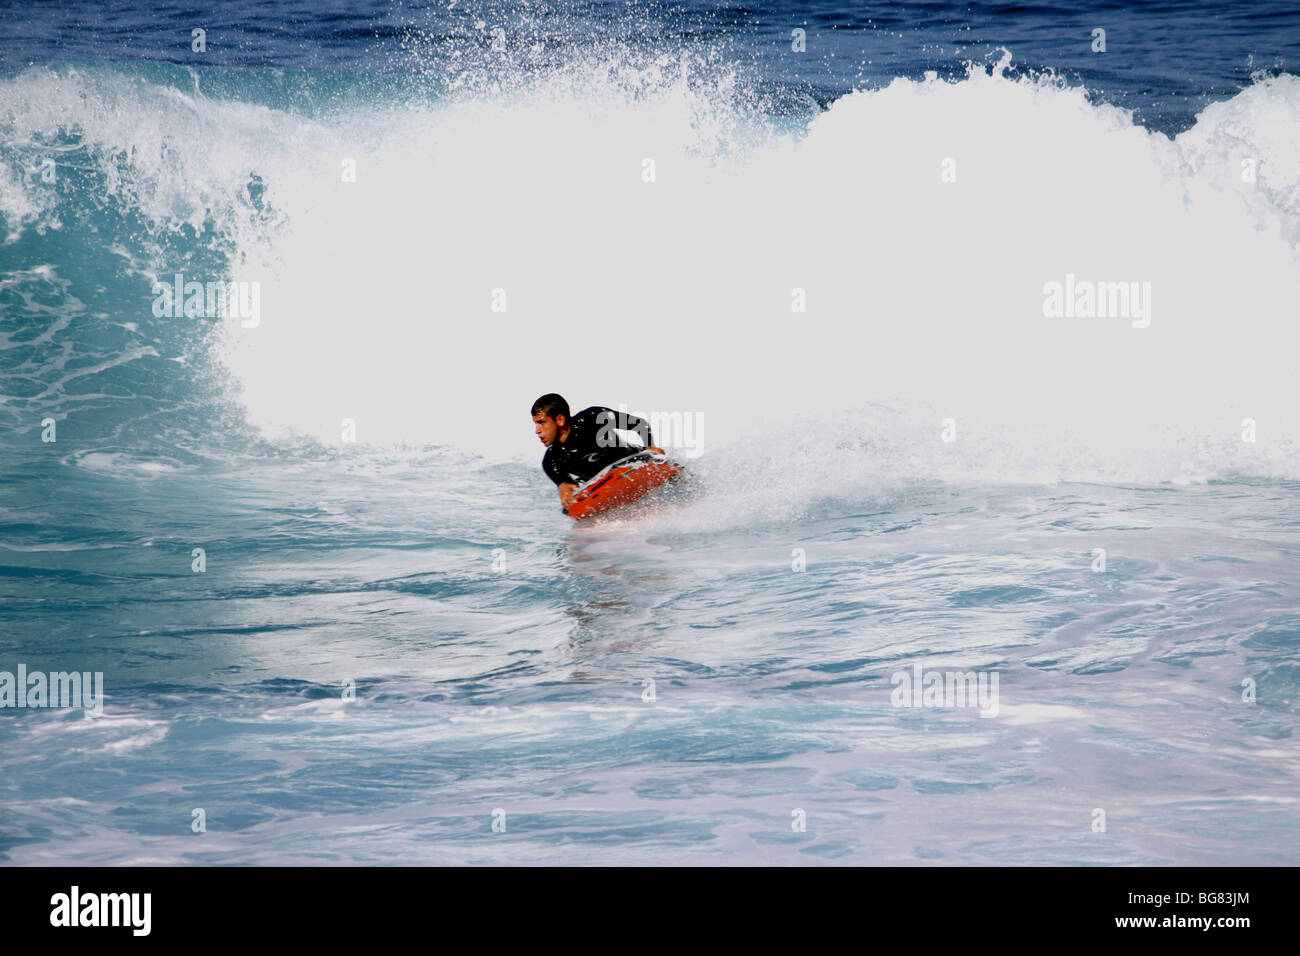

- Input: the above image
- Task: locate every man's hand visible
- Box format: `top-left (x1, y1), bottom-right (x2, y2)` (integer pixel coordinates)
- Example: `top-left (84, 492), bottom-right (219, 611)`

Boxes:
top-left (558, 482), bottom-right (578, 509)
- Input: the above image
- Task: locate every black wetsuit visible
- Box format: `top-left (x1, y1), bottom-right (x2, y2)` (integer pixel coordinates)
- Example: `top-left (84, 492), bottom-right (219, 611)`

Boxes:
top-left (542, 406), bottom-right (654, 486)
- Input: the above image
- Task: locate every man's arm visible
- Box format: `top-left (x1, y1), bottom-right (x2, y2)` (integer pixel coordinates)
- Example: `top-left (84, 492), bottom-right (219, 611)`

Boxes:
top-left (619, 411), bottom-right (663, 455)
top-left (557, 482), bottom-right (578, 509)
top-left (542, 450), bottom-right (565, 486)
top-left (593, 407), bottom-right (654, 449)
top-left (543, 450), bottom-right (580, 508)
top-left (619, 409), bottom-right (653, 448)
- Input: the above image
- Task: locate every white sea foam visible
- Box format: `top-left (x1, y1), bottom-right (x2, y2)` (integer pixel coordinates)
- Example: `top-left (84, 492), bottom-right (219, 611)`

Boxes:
top-left (3, 58), bottom-right (1299, 482)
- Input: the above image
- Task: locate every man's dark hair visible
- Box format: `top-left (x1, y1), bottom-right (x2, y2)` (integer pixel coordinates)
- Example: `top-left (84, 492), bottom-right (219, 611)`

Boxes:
top-left (530, 393), bottom-right (570, 420)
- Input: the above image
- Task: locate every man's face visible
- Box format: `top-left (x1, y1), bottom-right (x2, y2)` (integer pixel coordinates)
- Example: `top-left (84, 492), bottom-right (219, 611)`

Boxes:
top-left (533, 411), bottom-right (564, 446)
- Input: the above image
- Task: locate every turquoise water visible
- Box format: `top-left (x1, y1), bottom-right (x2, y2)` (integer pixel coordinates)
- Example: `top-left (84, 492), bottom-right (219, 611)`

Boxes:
top-left (4, 454), bottom-right (1299, 863)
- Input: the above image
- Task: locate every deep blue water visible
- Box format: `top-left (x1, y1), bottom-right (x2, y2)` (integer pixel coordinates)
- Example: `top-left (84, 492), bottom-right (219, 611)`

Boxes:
top-left (4, 0), bottom-right (1298, 131)
top-left (2, 1), bottom-right (1299, 864)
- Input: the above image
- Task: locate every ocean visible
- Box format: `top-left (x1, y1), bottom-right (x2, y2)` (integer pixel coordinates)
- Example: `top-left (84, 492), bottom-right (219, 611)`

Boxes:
top-left (2, 0), bottom-right (1299, 865)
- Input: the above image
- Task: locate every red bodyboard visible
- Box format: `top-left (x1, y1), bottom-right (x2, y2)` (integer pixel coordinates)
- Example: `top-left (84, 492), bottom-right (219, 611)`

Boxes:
top-left (565, 454), bottom-right (682, 520)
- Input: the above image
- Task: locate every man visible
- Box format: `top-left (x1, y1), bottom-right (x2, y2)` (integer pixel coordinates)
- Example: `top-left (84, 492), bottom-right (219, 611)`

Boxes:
top-left (531, 393), bottom-right (664, 509)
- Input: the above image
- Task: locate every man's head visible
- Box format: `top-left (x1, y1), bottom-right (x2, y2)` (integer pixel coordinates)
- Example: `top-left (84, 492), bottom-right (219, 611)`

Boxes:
top-left (531, 393), bottom-right (570, 446)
